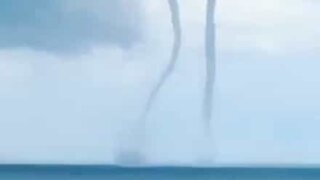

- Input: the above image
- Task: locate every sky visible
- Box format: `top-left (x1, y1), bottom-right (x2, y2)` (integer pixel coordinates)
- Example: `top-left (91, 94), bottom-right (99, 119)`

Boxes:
top-left (0, 0), bottom-right (320, 165)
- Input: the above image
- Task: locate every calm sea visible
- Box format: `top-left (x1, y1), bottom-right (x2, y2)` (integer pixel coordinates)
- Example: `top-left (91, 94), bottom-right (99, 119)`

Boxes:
top-left (0, 165), bottom-right (320, 180)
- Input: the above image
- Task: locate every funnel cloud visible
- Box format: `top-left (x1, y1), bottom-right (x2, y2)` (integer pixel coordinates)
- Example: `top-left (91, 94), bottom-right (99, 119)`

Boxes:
top-left (141, 0), bottom-right (182, 120)
top-left (203, 0), bottom-right (216, 132)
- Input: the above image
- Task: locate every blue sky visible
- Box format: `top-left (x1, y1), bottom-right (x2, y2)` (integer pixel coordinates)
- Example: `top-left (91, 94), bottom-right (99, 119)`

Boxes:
top-left (0, 0), bottom-right (320, 165)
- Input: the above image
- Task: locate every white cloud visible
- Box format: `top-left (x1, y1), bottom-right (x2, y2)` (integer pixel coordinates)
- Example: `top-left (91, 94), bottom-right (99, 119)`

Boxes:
top-left (218, 0), bottom-right (320, 55)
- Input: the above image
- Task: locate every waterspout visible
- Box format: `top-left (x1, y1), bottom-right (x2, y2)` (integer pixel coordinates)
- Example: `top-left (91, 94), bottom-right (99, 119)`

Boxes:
top-left (141, 0), bottom-right (182, 120)
top-left (203, 0), bottom-right (216, 133)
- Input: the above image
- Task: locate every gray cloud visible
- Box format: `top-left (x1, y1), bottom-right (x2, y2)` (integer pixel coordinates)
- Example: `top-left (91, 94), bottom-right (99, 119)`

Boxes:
top-left (0, 0), bottom-right (143, 54)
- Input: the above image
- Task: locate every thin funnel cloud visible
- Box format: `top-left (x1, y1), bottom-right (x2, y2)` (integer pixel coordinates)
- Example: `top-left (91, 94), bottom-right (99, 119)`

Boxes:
top-left (141, 0), bottom-right (182, 120)
top-left (203, 0), bottom-right (216, 132)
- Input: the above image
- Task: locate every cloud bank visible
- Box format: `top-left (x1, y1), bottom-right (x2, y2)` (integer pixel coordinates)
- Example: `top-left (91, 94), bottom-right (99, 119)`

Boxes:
top-left (0, 0), bottom-right (143, 53)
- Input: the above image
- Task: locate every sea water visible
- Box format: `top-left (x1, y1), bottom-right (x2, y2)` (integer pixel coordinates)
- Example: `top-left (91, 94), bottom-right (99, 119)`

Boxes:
top-left (1, 166), bottom-right (320, 180)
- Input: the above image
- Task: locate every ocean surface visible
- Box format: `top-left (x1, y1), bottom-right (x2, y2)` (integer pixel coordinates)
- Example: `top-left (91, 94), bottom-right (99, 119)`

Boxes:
top-left (1, 165), bottom-right (320, 180)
